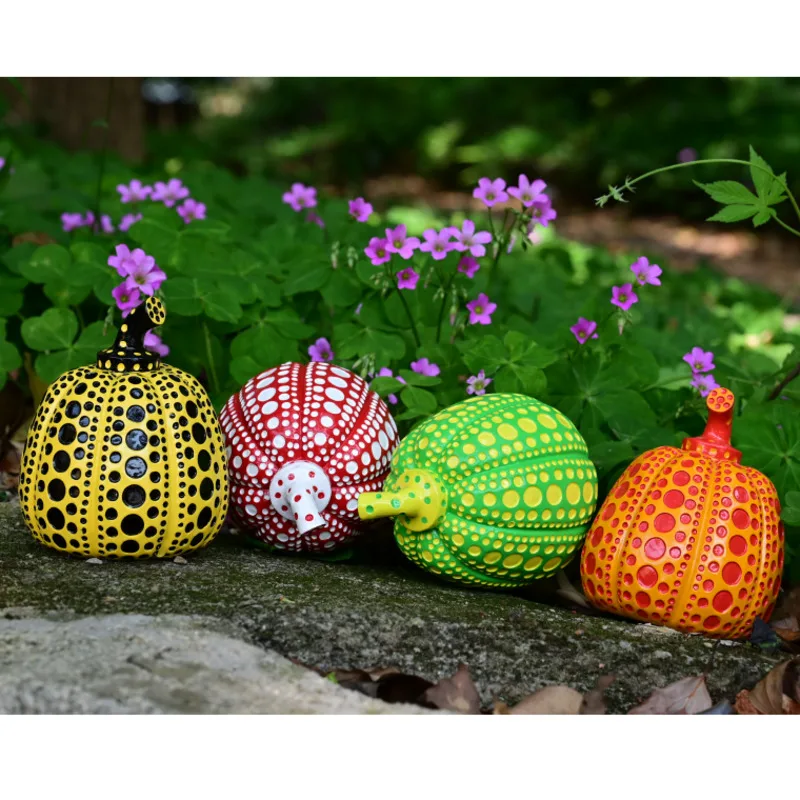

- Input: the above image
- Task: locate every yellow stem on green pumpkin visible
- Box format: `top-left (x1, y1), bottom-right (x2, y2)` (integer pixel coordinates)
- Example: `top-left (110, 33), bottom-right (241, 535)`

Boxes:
top-left (358, 469), bottom-right (446, 533)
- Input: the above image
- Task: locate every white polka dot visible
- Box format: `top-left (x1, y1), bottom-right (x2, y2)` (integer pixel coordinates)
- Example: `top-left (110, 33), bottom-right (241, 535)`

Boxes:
top-left (331, 367), bottom-right (349, 378)
top-left (325, 387), bottom-right (345, 402)
top-left (345, 461), bottom-right (358, 474)
top-left (329, 377), bottom-right (347, 388)
top-left (361, 452), bottom-right (371, 466)
top-left (246, 463), bottom-right (259, 477)
top-left (273, 435), bottom-right (286, 448)
top-left (245, 504), bottom-right (257, 516)
top-left (233, 455), bottom-right (242, 468)
top-left (319, 531), bottom-right (331, 541)
top-left (314, 432), bottom-right (327, 446)
top-left (321, 416), bottom-right (333, 427)
top-left (379, 431), bottom-right (389, 450)
top-left (324, 401), bottom-right (341, 414)
top-left (371, 441), bottom-right (381, 459)
top-left (346, 499), bottom-right (358, 512)
top-left (256, 376), bottom-right (274, 388)
top-left (262, 401), bottom-right (278, 415)
top-left (277, 533), bottom-right (289, 542)
top-left (257, 387), bottom-right (276, 402)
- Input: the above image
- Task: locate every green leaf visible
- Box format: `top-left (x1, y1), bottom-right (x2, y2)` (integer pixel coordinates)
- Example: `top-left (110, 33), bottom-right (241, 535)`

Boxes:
top-left (782, 507), bottom-right (800, 526)
top-left (648, 364), bottom-right (691, 391)
top-left (706, 205), bottom-right (758, 223)
top-left (128, 212), bottom-right (180, 264)
top-left (31, 321), bottom-right (114, 383)
top-left (752, 208), bottom-right (773, 227)
top-left (0, 337), bottom-right (22, 387)
top-left (321, 269), bottom-right (362, 308)
top-left (594, 390), bottom-right (657, 439)
top-left (19, 244), bottom-right (71, 284)
top-left (335, 323), bottom-right (406, 361)
top-left (397, 369), bottom-right (441, 388)
top-left (21, 308), bottom-right (78, 351)
top-left (494, 363), bottom-right (546, 396)
top-left (203, 283), bottom-right (242, 323)
top-left (370, 376), bottom-right (406, 396)
top-left (259, 309), bottom-right (315, 340)
top-left (400, 385), bottom-right (438, 415)
top-left (588, 439), bottom-right (635, 472)
top-left (456, 335), bottom-right (507, 373)
top-left (282, 261), bottom-right (332, 295)
top-left (0, 268), bottom-right (25, 316)
top-left (786, 491), bottom-right (800, 509)
top-left (694, 180), bottom-right (758, 205)
top-left (43, 278), bottom-right (92, 307)
top-left (2, 242), bottom-right (38, 275)
top-left (748, 146), bottom-right (784, 205)
top-left (503, 330), bottom-right (559, 369)
top-left (160, 278), bottom-right (203, 316)
top-left (230, 326), bottom-right (303, 364)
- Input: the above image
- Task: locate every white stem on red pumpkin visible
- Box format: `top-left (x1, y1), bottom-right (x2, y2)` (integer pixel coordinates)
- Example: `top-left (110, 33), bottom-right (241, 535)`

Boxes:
top-left (268, 461), bottom-right (332, 535)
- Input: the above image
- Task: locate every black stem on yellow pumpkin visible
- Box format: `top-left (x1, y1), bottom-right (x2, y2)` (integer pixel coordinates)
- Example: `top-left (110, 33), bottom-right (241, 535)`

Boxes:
top-left (97, 297), bottom-right (167, 373)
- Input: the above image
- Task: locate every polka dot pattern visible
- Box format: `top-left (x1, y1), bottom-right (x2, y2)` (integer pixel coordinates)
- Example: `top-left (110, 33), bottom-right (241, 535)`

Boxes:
top-left (219, 362), bottom-right (399, 553)
top-left (18, 304), bottom-right (228, 560)
top-left (580, 387), bottom-right (783, 640)
top-left (360, 393), bottom-right (598, 588)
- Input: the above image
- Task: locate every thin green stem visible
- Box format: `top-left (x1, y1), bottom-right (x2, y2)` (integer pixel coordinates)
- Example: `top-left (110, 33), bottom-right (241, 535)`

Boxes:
top-left (203, 322), bottom-right (220, 395)
top-left (384, 263), bottom-right (421, 348)
top-left (436, 271), bottom-right (457, 344)
top-left (488, 209), bottom-right (510, 288)
top-left (773, 216), bottom-right (800, 238)
top-left (91, 77), bottom-right (115, 230)
top-left (603, 158), bottom-right (800, 229)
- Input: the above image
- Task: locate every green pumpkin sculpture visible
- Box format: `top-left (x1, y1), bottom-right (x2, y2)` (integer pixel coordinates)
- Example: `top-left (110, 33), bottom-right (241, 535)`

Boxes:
top-left (358, 393), bottom-right (598, 588)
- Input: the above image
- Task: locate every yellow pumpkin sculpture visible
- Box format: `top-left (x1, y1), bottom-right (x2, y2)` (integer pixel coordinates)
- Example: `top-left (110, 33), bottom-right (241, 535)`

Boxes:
top-left (18, 297), bottom-right (228, 558)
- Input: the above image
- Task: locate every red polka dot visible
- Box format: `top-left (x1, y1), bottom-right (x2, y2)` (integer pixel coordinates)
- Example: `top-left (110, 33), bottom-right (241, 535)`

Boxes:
top-left (738, 588), bottom-right (748, 599)
top-left (703, 579), bottom-right (714, 592)
top-left (722, 562), bottom-right (743, 585)
top-left (673, 470), bottom-right (690, 486)
top-left (729, 535), bottom-right (747, 556)
top-left (663, 563), bottom-right (675, 575)
top-left (713, 590), bottom-right (732, 613)
top-left (708, 562), bottom-right (719, 573)
top-left (585, 553), bottom-right (596, 574)
top-left (645, 537), bottom-right (666, 559)
top-left (658, 582), bottom-right (669, 594)
top-left (636, 592), bottom-right (651, 608)
top-left (675, 531), bottom-right (686, 543)
top-left (602, 502), bottom-right (617, 521)
top-left (713, 544), bottom-right (724, 556)
top-left (669, 547), bottom-right (682, 558)
top-left (680, 513), bottom-right (692, 524)
top-left (637, 565), bottom-right (658, 588)
top-left (615, 481), bottom-right (630, 499)
top-left (664, 489), bottom-right (684, 509)
top-left (638, 521), bottom-right (649, 533)
top-left (624, 574), bottom-right (633, 585)
top-left (591, 526), bottom-right (603, 547)
top-left (626, 555), bottom-right (636, 566)
top-left (703, 615), bottom-right (721, 630)
top-left (691, 614), bottom-right (701, 623)
top-left (751, 517), bottom-right (760, 531)
top-left (586, 579), bottom-right (595, 595)
top-left (732, 508), bottom-right (750, 530)
top-left (745, 571), bottom-right (753, 583)
top-left (654, 513), bottom-right (675, 533)
top-left (698, 598), bottom-right (709, 608)
top-left (632, 537), bottom-right (642, 548)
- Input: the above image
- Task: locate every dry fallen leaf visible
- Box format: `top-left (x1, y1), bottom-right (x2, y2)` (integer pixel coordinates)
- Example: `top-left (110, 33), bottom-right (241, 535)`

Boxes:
top-left (735, 658), bottom-right (800, 715)
top-left (423, 663), bottom-right (481, 714)
top-left (627, 675), bottom-right (712, 715)
top-left (580, 674), bottom-right (615, 715)
top-left (555, 569), bottom-right (591, 609)
top-left (503, 685), bottom-right (585, 715)
top-left (771, 617), bottom-right (800, 643)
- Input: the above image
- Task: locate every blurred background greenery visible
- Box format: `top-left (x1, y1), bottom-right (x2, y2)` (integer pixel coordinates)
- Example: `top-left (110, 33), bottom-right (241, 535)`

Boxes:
top-left (4, 77), bottom-right (800, 223)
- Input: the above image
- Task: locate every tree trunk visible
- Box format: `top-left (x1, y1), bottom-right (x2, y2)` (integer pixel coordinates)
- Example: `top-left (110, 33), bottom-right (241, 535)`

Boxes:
top-left (3, 77), bottom-right (146, 163)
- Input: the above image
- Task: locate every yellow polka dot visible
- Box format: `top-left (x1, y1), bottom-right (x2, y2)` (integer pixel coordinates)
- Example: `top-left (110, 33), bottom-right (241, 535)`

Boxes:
top-left (484, 492), bottom-right (497, 507)
top-left (542, 509), bottom-right (552, 520)
top-left (493, 540), bottom-right (502, 549)
top-left (503, 542), bottom-right (514, 552)
top-left (501, 511), bottom-right (512, 521)
top-left (524, 556), bottom-right (543, 571)
top-left (503, 554), bottom-right (523, 569)
top-left (462, 493), bottom-right (475, 507)
top-left (539, 471), bottom-right (550, 482)
top-left (468, 546), bottom-right (481, 557)
top-left (497, 423), bottom-right (518, 441)
top-left (546, 485), bottom-right (563, 505)
top-left (514, 509), bottom-right (525, 521)
top-left (523, 486), bottom-right (542, 507)
top-left (502, 490), bottom-right (520, 508)
top-left (422, 551), bottom-right (433, 563)
top-left (478, 431), bottom-right (496, 447)
top-left (463, 443), bottom-right (476, 455)
top-left (516, 543), bottom-right (527, 552)
top-left (557, 544), bottom-right (566, 554)
top-left (583, 481), bottom-right (594, 503)
top-left (544, 544), bottom-right (555, 554)
top-left (418, 437), bottom-right (429, 449)
top-left (452, 534), bottom-right (464, 547)
top-left (543, 557), bottom-right (561, 571)
top-left (566, 483), bottom-right (581, 504)
top-left (537, 413), bottom-right (557, 429)
top-left (485, 551), bottom-right (502, 564)
top-left (526, 510), bottom-right (538, 521)
top-left (447, 456), bottom-right (459, 469)
top-left (528, 543), bottom-right (540, 553)
top-left (557, 509), bottom-right (565, 519)
top-left (568, 509), bottom-right (577, 519)
top-left (525, 473), bottom-right (537, 485)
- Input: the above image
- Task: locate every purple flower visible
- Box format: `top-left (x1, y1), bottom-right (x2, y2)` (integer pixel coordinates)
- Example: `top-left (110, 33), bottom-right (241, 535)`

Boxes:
top-left (100, 215), bottom-right (115, 234)
top-left (118, 213), bottom-right (142, 232)
top-left (473, 177), bottom-right (508, 208)
top-left (108, 244), bottom-right (141, 277)
top-left (112, 283), bottom-right (142, 315)
top-left (610, 283), bottom-right (638, 311)
top-left (282, 182), bottom-right (317, 212)
top-left (61, 212), bottom-right (84, 232)
top-left (457, 256), bottom-right (480, 278)
top-left (692, 372), bottom-right (719, 397)
top-left (364, 237), bottom-right (391, 266)
top-left (152, 178), bottom-right (190, 208)
top-left (466, 370), bottom-right (492, 396)
top-left (466, 293), bottom-right (497, 326)
top-left (570, 317), bottom-right (599, 344)
top-left (420, 228), bottom-right (456, 261)
top-left (529, 195), bottom-right (557, 227)
top-left (376, 366), bottom-right (406, 404)
top-left (82, 211), bottom-right (96, 228)
top-left (397, 267), bottom-right (420, 290)
top-left (678, 147), bottom-right (698, 163)
top-left (306, 211), bottom-right (325, 228)
top-left (117, 179), bottom-right (152, 204)
top-left (630, 256), bottom-right (662, 287)
top-left (0, 157), bottom-right (5, 171)
top-left (506, 236), bottom-right (516, 254)
top-left (452, 219), bottom-right (492, 258)
top-left (526, 224), bottom-right (543, 245)
top-left (508, 175), bottom-right (547, 208)
top-left (144, 330), bottom-right (170, 358)
top-left (177, 198), bottom-right (207, 224)
top-left (308, 337), bottom-right (334, 363)
top-left (683, 347), bottom-right (715, 374)
top-left (108, 245), bottom-right (166, 296)
top-left (410, 358), bottom-right (440, 377)
top-left (354, 302), bottom-right (363, 316)
top-left (348, 197), bottom-right (373, 222)
top-left (385, 224), bottom-right (420, 260)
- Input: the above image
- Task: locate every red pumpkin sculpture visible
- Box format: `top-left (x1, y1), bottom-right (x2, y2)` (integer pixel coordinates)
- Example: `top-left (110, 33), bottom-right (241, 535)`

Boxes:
top-left (219, 361), bottom-right (399, 552)
top-left (580, 387), bottom-right (783, 639)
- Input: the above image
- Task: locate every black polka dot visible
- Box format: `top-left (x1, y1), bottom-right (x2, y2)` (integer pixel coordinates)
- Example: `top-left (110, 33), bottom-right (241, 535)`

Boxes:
top-left (131, 388), bottom-right (143, 399)
top-left (198, 450), bottom-right (211, 470)
top-left (112, 420), bottom-right (125, 432)
top-left (105, 508), bottom-right (118, 520)
top-left (66, 401), bottom-right (81, 418)
top-left (46, 508), bottom-right (65, 530)
top-left (197, 507), bottom-right (212, 529)
top-left (109, 471), bottom-right (121, 483)
top-left (190, 533), bottom-right (203, 546)
top-left (110, 435), bottom-right (122, 445)
top-left (200, 478), bottom-right (214, 501)
top-left (48, 479), bottom-right (65, 501)
top-left (74, 382), bottom-right (87, 395)
top-left (107, 489), bottom-right (119, 501)
top-left (121, 539), bottom-right (140, 553)
top-left (192, 423), bottom-right (206, 444)
top-left (125, 457), bottom-right (147, 478)
top-left (126, 430), bottom-right (147, 450)
top-left (121, 514), bottom-right (144, 535)
top-left (53, 451), bottom-right (70, 472)
top-left (122, 485), bottom-right (145, 508)
top-left (52, 533), bottom-right (67, 548)
top-left (127, 405), bottom-right (145, 422)
top-left (58, 424), bottom-right (76, 445)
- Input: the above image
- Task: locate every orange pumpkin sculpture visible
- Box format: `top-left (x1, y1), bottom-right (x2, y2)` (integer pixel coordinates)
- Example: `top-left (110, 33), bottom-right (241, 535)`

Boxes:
top-left (580, 387), bottom-right (784, 639)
